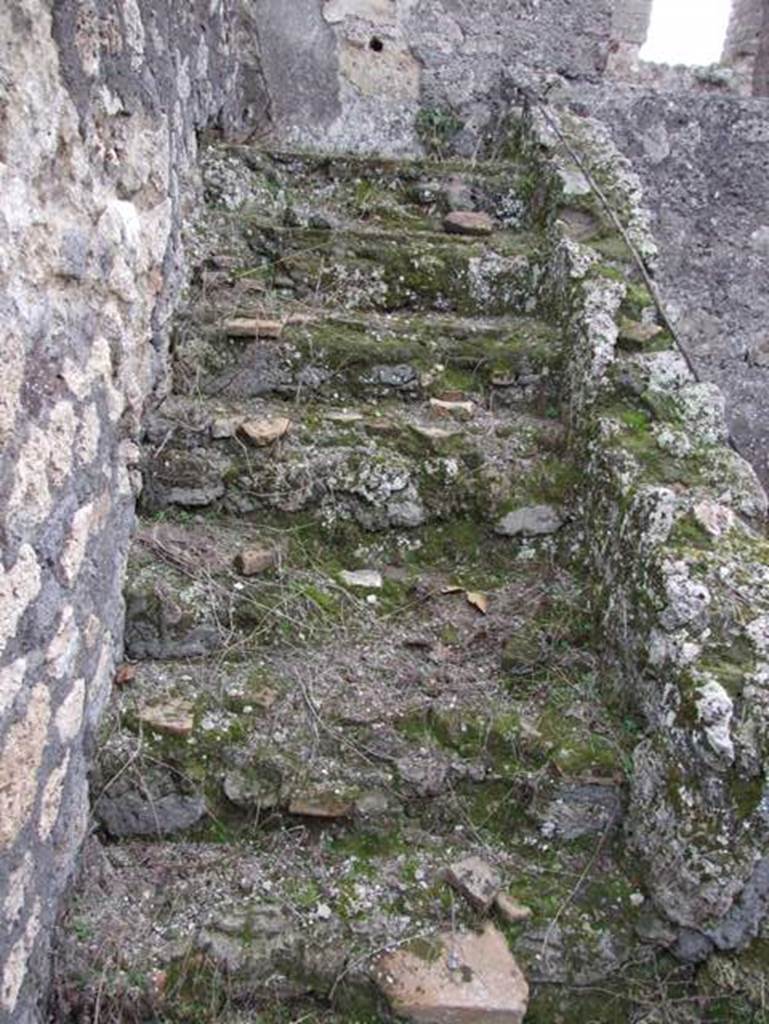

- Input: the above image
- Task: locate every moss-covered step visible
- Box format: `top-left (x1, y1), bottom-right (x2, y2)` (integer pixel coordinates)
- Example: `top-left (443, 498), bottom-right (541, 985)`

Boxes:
top-left (200, 145), bottom-right (543, 235)
top-left (138, 395), bottom-right (574, 528)
top-left (122, 512), bottom-right (433, 659)
top-left (63, 542), bottom-right (652, 1023)
top-left (114, 546), bottom-right (620, 836)
top-left (227, 221), bottom-right (544, 317)
top-left (174, 308), bottom-right (562, 408)
top-left (53, 809), bottom-right (652, 1024)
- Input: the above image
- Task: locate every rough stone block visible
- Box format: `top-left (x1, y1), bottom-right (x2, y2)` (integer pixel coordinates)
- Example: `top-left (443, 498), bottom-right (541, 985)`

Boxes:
top-left (372, 924), bottom-right (529, 1024)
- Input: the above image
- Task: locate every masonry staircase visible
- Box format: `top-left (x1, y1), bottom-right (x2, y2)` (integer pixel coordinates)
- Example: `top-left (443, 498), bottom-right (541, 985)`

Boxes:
top-left (51, 146), bottom-right (723, 1024)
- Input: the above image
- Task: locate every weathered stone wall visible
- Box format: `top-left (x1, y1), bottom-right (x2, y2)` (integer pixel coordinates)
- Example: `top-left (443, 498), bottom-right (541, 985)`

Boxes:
top-left (606, 0), bottom-right (652, 77)
top-left (572, 84), bottom-right (769, 489)
top-left (255, 0), bottom-right (615, 155)
top-left (724, 0), bottom-right (769, 95)
top-left (756, 3), bottom-right (769, 96)
top-left (524, 101), bottom-right (769, 954)
top-left (254, 0), bottom-right (675, 155)
top-left (0, 2), bottom-right (267, 1020)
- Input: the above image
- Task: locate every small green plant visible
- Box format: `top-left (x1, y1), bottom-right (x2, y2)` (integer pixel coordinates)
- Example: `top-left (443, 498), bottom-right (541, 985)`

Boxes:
top-left (70, 916), bottom-right (93, 942)
top-left (415, 106), bottom-right (463, 158)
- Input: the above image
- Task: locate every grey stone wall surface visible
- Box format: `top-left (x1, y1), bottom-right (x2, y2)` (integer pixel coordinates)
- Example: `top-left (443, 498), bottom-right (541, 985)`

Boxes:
top-left (527, 100), bottom-right (769, 950)
top-left (254, 0), bottom-right (615, 154)
top-left (0, 2), bottom-right (267, 1020)
top-left (723, 0), bottom-right (769, 95)
top-left (573, 84), bottom-right (769, 488)
top-left (606, 0), bottom-right (652, 76)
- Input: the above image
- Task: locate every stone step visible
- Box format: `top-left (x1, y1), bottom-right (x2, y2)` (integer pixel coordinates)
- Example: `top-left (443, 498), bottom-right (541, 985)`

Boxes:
top-left (52, 838), bottom-right (527, 1019)
top-left (123, 506), bottom-right (571, 662)
top-left (201, 145), bottom-right (540, 237)
top-left (138, 395), bottom-right (572, 530)
top-left (60, 538), bottom-right (638, 1021)
top-left (113, 541), bottom-right (620, 832)
top-left (99, 640), bottom-right (623, 835)
top-left (55, 814), bottom-right (639, 1022)
top-left (174, 307), bottom-right (561, 408)
top-left (200, 219), bottom-right (542, 318)
top-left (55, 129), bottom-right (726, 1024)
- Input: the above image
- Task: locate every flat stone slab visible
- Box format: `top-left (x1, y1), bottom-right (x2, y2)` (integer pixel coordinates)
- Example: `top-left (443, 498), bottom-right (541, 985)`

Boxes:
top-left (372, 923), bottom-right (529, 1024)
top-left (411, 425), bottom-right (458, 445)
top-left (234, 545), bottom-right (278, 575)
top-left (429, 397), bottom-right (475, 419)
top-left (325, 410), bottom-right (365, 424)
top-left (137, 699), bottom-right (195, 737)
top-left (444, 856), bottom-right (502, 911)
top-left (238, 416), bottom-right (291, 446)
top-left (495, 504), bottom-right (563, 537)
top-left (339, 569), bottom-right (383, 589)
top-left (224, 317), bottom-right (283, 338)
top-left (288, 793), bottom-right (353, 818)
top-left (443, 211), bottom-right (494, 237)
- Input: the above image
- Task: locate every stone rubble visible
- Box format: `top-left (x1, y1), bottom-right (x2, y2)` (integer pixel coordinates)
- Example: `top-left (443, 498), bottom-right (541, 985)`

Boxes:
top-left (234, 545), bottom-right (278, 575)
top-left (137, 699), bottom-right (195, 737)
top-left (494, 504), bottom-right (564, 537)
top-left (444, 856), bottom-right (503, 912)
top-left (238, 416), bottom-right (292, 446)
top-left (443, 210), bottom-right (495, 237)
top-left (339, 569), bottom-right (384, 589)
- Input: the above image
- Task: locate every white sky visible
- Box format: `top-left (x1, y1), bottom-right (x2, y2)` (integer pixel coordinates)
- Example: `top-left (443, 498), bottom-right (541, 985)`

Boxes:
top-left (640, 0), bottom-right (733, 65)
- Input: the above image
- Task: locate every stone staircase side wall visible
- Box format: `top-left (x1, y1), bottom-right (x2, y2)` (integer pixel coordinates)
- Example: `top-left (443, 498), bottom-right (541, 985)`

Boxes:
top-left (572, 85), bottom-right (769, 493)
top-left (519, 102), bottom-right (769, 949)
top-left (0, 2), bottom-right (267, 1020)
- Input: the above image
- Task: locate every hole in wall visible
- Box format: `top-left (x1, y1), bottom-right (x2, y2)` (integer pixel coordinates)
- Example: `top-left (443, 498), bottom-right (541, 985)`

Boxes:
top-left (640, 0), bottom-right (732, 65)
top-left (369, 36), bottom-right (384, 53)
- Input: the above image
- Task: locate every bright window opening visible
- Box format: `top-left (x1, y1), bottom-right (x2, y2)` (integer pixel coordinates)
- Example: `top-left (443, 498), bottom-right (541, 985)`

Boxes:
top-left (640, 0), bottom-right (732, 65)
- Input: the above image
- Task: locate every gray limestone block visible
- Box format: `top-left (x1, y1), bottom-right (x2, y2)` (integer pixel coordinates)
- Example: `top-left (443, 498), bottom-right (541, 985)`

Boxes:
top-left (95, 792), bottom-right (207, 837)
top-left (495, 504), bottom-right (564, 537)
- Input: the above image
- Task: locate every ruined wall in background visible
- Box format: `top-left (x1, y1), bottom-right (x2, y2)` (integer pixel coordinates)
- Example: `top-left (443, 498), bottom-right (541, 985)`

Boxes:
top-left (723, 0), bottom-right (769, 95)
top-left (0, 2), bottom-right (267, 1020)
top-left (254, 0), bottom-right (614, 155)
top-left (606, 0), bottom-right (652, 77)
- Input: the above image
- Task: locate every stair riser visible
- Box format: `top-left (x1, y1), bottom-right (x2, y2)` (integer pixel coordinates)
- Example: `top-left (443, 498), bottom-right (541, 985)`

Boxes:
top-left (174, 332), bottom-right (560, 408)
top-left (140, 441), bottom-right (524, 530)
top-left (243, 227), bottom-right (543, 316)
top-left (209, 147), bottom-right (536, 232)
